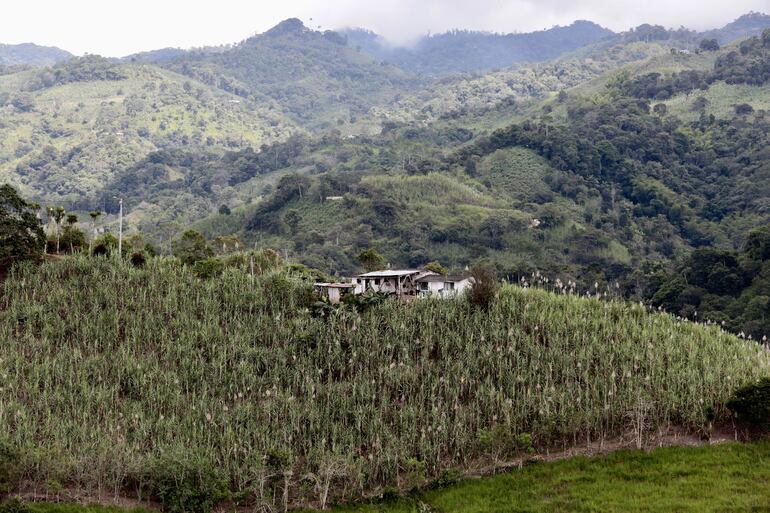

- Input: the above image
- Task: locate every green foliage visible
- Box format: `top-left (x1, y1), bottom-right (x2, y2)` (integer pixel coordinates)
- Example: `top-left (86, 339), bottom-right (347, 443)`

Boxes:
top-left (149, 454), bottom-right (228, 513)
top-left (647, 227), bottom-right (770, 339)
top-left (727, 378), bottom-right (770, 432)
top-left (191, 257), bottom-right (224, 279)
top-left (0, 441), bottom-right (21, 496)
top-left (0, 184), bottom-right (44, 273)
top-left (699, 39), bottom-right (720, 52)
top-left (424, 262), bottom-right (447, 275)
top-left (171, 230), bottom-right (213, 265)
top-left (59, 226), bottom-right (86, 254)
top-left (358, 249), bottom-right (385, 273)
top-left (0, 499), bottom-right (29, 513)
top-left (468, 264), bottom-right (498, 310)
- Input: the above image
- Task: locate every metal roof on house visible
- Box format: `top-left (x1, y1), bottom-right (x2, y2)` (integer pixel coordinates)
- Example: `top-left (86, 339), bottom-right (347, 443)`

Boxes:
top-left (356, 270), bottom-right (426, 278)
top-left (315, 283), bottom-right (356, 288)
top-left (416, 274), bottom-right (471, 283)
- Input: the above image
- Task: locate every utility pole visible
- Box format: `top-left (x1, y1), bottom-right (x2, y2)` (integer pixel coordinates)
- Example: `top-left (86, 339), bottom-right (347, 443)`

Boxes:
top-left (118, 198), bottom-right (123, 257)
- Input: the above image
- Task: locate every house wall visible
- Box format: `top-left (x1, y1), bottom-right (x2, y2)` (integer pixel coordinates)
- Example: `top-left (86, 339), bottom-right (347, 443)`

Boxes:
top-left (418, 278), bottom-right (473, 298)
top-left (453, 279), bottom-right (472, 296)
top-left (355, 277), bottom-right (415, 295)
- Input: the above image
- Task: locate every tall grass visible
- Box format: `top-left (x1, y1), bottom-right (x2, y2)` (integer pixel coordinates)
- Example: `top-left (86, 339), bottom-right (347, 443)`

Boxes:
top-left (0, 256), bottom-right (767, 510)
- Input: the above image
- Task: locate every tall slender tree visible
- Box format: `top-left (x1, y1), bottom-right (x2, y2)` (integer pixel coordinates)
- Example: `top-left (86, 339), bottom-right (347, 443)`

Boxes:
top-left (53, 207), bottom-right (66, 254)
top-left (65, 214), bottom-right (78, 253)
top-left (89, 211), bottom-right (101, 254)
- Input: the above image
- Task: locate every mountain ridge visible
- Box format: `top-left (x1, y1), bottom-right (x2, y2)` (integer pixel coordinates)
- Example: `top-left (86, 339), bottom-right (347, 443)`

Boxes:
top-left (0, 42), bottom-right (72, 66)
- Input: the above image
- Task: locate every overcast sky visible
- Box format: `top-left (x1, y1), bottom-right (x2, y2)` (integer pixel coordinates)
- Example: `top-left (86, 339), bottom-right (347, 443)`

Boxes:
top-left (2, 0), bottom-right (768, 56)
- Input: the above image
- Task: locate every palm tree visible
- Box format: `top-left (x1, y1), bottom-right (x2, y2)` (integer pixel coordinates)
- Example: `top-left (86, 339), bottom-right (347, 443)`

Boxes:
top-left (65, 214), bottom-right (78, 253)
top-left (89, 211), bottom-right (101, 254)
top-left (29, 203), bottom-right (44, 255)
top-left (53, 207), bottom-right (66, 254)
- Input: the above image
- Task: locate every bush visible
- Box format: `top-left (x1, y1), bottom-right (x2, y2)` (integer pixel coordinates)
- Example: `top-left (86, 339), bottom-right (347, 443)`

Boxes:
top-left (191, 258), bottom-right (224, 279)
top-left (378, 487), bottom-right (400, 503)
top-left (92, 243), bottom-right (110, 257)
top-left (130, 252), bottom-right (147, 268)
top-left (0, 442), bottom-right (21, 497)
top-left (468, 264), bottom-right (499, 310)
top-left (149, 455), bottom-right (228, 513)
top-left (0, 498), bottom-right (29, 513)
top-left (726, 378), bottom-right (770, 432)
top-left (172, 230), bottom-right (213, 266)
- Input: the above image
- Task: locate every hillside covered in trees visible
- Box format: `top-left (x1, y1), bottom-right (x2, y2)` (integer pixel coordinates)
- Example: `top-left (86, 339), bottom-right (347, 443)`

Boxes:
top-left (3, 15), bottom-right (770, 337)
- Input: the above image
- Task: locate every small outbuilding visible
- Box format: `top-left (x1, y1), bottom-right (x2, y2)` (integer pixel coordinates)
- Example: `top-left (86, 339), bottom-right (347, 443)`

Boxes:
top-left (314, 283), bottom-right (356, 304)
top-left (416, 274), bottom-right (473, 298)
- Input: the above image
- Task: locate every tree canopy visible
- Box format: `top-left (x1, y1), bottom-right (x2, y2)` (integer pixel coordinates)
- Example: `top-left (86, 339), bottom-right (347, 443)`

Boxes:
top-left (0, 184), bottom-right (45, 273)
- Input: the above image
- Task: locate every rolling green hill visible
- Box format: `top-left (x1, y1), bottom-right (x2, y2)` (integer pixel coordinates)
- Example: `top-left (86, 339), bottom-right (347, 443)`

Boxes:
top-left (3, 21), bottom-right (770, 308)
top-left (342, 21), bottom-right (614, 75)
top-left (0, 42), bottom-right (72, 67)
top-left (0, 56), bottom-right (299, 206)
top-left (171, 29), bottom-right (770, 323)
top-left (165, 19), bottom-right (423, 132)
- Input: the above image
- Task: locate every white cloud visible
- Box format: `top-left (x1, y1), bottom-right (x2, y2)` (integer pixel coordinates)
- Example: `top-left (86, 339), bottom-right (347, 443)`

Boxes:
top-left (1, 0), bottom-right (768, 56)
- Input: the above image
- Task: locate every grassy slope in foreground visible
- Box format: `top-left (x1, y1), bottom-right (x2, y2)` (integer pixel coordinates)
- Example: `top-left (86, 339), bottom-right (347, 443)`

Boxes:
top-left (0, 256), bottom-right (768, 511)
top-left (20, 441), bottom-right (770, 513)
top-left (298, 441), bottom-right (770, 512)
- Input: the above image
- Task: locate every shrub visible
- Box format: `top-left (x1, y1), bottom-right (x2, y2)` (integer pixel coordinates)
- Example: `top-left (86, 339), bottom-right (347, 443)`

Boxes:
top-left (357, 248), bottom-right (385, 272)
top-left (191, 258), bottom-right (223, 279)
top-left (726, 378), bottom-right (770, 432)
top-left (92, 243), bottom-right (110, 257)
top-left (0, 498), bottom-right (29, 513)
top-left (0, 441), bottom-right (21, 497)
top-left (378, 487), bottom-right (400, 503)
top-left (172, 230), bottom-right (213, 266)
top-left (149, 455), bottom-right (228, 513)
top-left (735, 103), bottom-right (754, 116)
top-left (130, 252), bottom-right (147, 268)
top-left (424, 261), bottom-right (448, 275)
top-left (430, 469), bottom-right (459, 490)
top-left (468, 264), bottom-right (499, 310)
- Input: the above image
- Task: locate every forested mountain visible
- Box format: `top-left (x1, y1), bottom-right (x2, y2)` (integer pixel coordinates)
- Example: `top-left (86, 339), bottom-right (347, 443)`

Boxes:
top-left (122, 47), bottom-right (188, 63)
top-left (342, 21), bottom-right (615, 75)
top-left (702, 12), bottom-right (770, 44)
top-left (3, 15), bottom-right (770, 303)
top-left (0, 42), bottom-right (72, 66)
top-left (0, 55), bottom-right (298, 209)
top-left (164, 18), bottom-right (422, 131)
top-left (343, 13), bottom-right (770, 77)
top-left (193, 29), bottom-right (770, 298)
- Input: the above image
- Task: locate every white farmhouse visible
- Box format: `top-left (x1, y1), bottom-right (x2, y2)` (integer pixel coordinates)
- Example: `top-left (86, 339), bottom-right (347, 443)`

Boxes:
top-left (353, 269), bottom-right (438, 296)
top-left (416, 274), bottom-right (473, 298)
